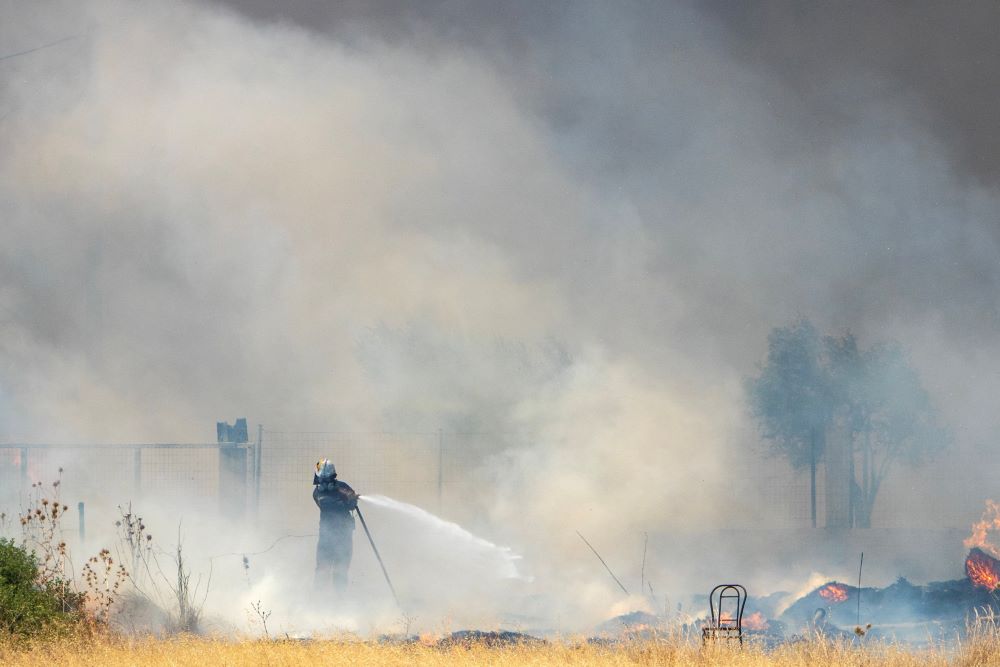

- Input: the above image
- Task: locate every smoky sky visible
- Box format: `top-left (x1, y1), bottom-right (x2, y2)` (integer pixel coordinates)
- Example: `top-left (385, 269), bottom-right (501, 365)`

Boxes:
top-left (210, 0), bottom-right (1000, 336)
top-left (702, 1), bottom-right (1000, 186)
top-left (2, 0), bottom-right (1000, 588)
top-left (203, 0), bottom-right (1000, 427)
top-left (225, 0), bottom-right (1000, 185)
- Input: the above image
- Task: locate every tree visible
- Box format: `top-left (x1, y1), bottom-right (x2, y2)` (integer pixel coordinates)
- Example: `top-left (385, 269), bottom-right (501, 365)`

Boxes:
top-left (825, 333), bottom-right (948, 528)
top-left (747, 321), bottom-right (948, 528)
top-left (746, 320), bottom-right (834, 527)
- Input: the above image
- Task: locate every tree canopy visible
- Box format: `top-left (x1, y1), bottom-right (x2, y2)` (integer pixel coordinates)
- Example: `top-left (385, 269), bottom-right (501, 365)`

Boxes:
top-left (746, 320), bottom-right (833, 470)
top-left (747, 320), bottom-right (948, 527)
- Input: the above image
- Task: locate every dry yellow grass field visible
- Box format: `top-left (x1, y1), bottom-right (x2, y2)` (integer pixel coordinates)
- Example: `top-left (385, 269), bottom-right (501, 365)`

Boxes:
top-left (1, 635), bottom-right (997, 667)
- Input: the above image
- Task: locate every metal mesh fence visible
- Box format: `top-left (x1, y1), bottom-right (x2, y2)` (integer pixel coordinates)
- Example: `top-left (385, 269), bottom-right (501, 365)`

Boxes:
top-left (0, 444), bottom-right (242, 514)
top-left (138, 446), bottom-right (222, 499)
top-left (0, 435), bottom-right (992, 532)
top-left (755, 469), bottom-right (823, 528)
top-left (747, 465), bottom-right (995, 530)
top-left (0, 432), bottom-right (520, 533)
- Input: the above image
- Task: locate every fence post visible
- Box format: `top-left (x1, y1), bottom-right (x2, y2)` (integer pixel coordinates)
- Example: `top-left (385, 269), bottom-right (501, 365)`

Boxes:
top-left (255, 424), bottom-right (263, 523)
top-left (20, 447), bottom-right (28, 487)
top-left (218, 418), bottom-right (249, 521)
top-left (133, 448), bottom-right (142, 492)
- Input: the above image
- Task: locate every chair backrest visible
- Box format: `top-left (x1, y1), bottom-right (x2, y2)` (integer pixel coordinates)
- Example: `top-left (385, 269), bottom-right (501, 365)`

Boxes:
top-left (708, 584), bottom-right (747, 630)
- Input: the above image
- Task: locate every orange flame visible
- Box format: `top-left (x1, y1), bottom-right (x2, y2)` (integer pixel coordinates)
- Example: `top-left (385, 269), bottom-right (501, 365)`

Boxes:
top-left (964, 500), bottom-right (1000, 559)
top-left (966, 549), bottom-right (1000, 591)
top-left (818, 583), bottom-right (848, 603)
top-left (743, 611), bottom-right (768, 631)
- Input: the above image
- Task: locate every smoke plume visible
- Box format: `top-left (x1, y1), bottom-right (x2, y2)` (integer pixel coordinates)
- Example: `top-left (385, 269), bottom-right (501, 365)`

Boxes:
top-left (3, 0), bottom-right (1000, 629)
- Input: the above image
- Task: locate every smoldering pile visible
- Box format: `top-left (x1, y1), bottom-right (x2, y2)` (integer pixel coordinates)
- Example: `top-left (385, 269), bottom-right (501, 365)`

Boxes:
top-left (594, 548), bottom-right (1000, 646)
top-left (776, 547), bottom-right (1000, 640)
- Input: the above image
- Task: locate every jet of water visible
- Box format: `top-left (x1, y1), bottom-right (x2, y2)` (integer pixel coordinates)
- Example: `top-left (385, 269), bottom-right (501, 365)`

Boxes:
top-left (359, 494), bottom-right (523, 579)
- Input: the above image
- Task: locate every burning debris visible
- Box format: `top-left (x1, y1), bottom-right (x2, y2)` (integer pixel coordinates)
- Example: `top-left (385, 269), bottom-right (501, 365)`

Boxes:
top-left (963, 501), bottom-right (1000, 591)
top-left (965, 548), bottom-right (1000, 591)
top-left (817, 583), bottom-right (849, 604)
top-left (743, 611), bottom-right (769, 631)
top-left (774, 550), bottom-right (1000, 642)
top-left (772, 501), bottom-right (1000, 641)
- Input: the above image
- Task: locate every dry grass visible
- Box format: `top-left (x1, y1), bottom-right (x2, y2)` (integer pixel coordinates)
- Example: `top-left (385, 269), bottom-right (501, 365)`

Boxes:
top-left (1, 634), bottom-right (997, 667)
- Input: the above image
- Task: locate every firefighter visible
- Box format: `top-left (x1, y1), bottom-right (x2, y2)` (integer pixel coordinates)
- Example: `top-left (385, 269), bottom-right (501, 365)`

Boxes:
top-left (313, 459), bottom-right (358, 592)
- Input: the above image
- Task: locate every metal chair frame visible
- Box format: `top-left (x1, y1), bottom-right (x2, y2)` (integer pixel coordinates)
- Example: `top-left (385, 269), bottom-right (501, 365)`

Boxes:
top-left (702, 584), bottom-right (747, 645)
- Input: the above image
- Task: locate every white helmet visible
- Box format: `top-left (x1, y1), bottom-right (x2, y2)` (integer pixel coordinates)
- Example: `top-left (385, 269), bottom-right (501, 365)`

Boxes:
top-left (315, 458), bottom-right (337, 480)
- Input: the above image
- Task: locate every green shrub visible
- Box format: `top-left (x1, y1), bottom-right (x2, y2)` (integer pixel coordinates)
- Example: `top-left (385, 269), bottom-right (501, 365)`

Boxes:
top-left (0, 538), bottom-right (78, 637)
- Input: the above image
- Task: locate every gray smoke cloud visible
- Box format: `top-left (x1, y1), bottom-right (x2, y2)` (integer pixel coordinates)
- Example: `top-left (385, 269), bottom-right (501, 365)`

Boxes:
top-left (3, 0), bottom-right (1000, 629)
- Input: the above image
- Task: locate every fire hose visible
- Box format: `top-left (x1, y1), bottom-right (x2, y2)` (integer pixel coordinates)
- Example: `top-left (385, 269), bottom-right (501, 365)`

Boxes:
top-left (355, 503), bottom-right (401, 609)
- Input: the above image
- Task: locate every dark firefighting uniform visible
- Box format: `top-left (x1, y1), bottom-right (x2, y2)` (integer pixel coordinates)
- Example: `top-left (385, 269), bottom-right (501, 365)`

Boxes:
top-left (313, 475), bottom-right (358, 592)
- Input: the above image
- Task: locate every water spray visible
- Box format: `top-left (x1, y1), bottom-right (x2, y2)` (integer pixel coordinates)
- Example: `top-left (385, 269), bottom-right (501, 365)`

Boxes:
top-left (361, 494), bottom-right (522, 578)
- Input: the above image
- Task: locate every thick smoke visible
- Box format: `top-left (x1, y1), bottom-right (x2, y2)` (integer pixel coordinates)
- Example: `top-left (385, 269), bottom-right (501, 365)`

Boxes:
top-left (2, 0), bottom-right (1000, 631)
